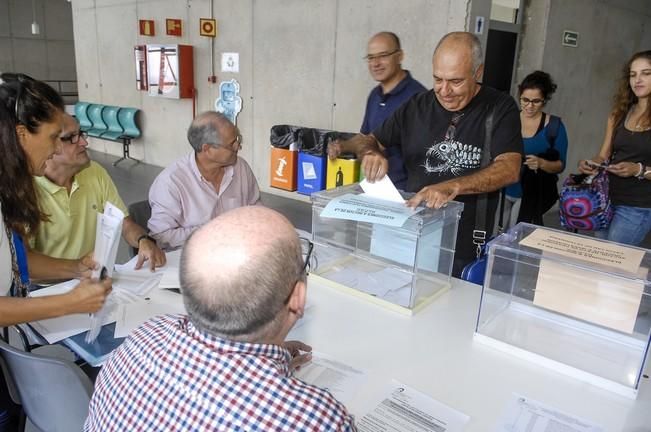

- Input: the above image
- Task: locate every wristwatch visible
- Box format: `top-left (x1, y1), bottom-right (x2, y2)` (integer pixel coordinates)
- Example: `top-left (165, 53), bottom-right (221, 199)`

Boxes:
top-left (137, 234), bottom-right (157, 245)
top-left (642, 167), bottom-right (651, 180)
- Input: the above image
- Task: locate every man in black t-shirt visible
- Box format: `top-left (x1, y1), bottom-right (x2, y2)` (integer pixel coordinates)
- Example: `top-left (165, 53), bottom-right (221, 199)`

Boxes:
top-left (330, 32), bottom-right (523, 276)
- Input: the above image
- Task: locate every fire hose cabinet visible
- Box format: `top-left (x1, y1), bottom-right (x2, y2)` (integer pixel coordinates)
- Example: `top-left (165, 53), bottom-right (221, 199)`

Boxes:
top-left (146, 44), bottom-right (194, 99)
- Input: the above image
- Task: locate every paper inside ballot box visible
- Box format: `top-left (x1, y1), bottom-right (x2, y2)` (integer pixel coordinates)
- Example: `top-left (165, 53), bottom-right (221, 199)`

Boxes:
top-left (519, 228), bottom-right (646, 334)
top-left (533, 259), bottom-right (644, 334)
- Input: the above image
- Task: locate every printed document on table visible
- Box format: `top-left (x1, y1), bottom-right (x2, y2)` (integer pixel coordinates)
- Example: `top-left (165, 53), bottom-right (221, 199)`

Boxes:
top-left (115, 248), bottom-right (182, 289)
top-left (114, 289), bottom-right (186, 338)
top-left (325, 266), bottom-right (412, 306)
top-left (360, 175), bottom-right (405, 203)
top-left (358, 380), bottom-right (469, 432)
top-left (293, 351), bottom-right (366, 405)
top-left (494, 393), bottom-right (603, 432)
top-left (320, 193), bottom-right (420, 227)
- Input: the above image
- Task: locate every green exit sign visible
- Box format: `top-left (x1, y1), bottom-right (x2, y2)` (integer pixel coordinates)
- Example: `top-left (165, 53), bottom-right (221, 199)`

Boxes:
top-left (562, 30), bottom-right (579, 47)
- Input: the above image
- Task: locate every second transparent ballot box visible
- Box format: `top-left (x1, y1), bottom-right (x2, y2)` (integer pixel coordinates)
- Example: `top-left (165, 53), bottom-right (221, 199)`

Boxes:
top-left (309, 184), bottom-right (463, 314)
top-left (475, 223), bottom-right (651, 398)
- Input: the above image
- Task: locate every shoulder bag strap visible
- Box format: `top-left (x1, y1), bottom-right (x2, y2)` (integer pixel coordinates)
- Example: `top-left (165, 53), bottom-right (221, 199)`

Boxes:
top-left (546, 115), bottom-right (560, 149)
top-left (472, 105), bottom-right (497, 258)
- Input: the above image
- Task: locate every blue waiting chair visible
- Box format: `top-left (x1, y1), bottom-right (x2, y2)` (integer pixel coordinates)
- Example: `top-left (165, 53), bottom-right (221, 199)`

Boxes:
top-left (86, 104), bottom-right (107, 137)
top-left (100, 106), bottom-right (123, 141)
top-left (117, 108), bottom-right (141, 139)
top-left (74, 102), bottom-right (92, 131)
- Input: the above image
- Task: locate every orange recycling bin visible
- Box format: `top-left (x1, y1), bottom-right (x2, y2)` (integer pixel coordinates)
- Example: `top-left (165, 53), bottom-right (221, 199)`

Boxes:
top-left (270, 147), bottom-right (298, 191)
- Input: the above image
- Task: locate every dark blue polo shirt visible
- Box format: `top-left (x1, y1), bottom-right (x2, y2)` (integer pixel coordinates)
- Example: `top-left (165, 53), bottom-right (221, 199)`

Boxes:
top-left (361, 70), bottom-right (426, 190)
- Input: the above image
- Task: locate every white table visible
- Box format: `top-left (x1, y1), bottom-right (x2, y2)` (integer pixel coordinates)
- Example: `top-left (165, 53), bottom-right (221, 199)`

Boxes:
top-left (291, 277), bottom-right (651, 432)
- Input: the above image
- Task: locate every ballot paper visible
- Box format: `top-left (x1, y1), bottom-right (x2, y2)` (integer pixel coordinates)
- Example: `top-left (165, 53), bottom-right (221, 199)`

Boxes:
top-left (494, 393), bottom-right (603, 432)
top-left (360, 175), bottom-right (405, 203)
top-left (29, 280), bottom-right (118, 343)
top-left (87, 202), bottom-right (125, 343)
top-left (293, 351), bottom-right (366, 405)
top-left (114, 248), bottom-right (182, 289)
top-left (320, 193), bottom-right (419, 227)
top-left (358, 380), bottom-right (469, 432)
top-left (91, 202), bottom-right (124, 279)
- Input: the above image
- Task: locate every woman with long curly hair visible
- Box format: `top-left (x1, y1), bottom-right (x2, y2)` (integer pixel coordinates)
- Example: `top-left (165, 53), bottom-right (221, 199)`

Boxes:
top-left (579, 50), bottom-right (651, 245)
top-left (0, 73), bottom-right (111, 326)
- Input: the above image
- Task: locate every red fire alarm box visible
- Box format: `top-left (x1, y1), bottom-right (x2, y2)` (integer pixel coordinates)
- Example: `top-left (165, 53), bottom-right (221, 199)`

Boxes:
top-left (146, 44), bottom-right (194, 99)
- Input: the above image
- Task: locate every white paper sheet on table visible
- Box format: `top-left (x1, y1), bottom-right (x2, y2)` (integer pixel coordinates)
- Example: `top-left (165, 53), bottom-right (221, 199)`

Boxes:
top-left (29, 280), bottom-right (119, 343)
top-left (114, 289), bottom-right (186, 338)
top-left (494, 393), bottom-right (603, 432)
top-left (293, 351), bottom-right (366, 405)
top-left (114, 248), bottom-right (182, 289)
top-left (326, 267), bottom-right (412, 300)
top-left (358, 380), bottom-right (469, 432)
top-left (360, 175), bottom-right (405, 203)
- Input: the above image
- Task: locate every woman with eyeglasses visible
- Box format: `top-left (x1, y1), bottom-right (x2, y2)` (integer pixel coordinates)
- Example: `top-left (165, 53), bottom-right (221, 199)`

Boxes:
top-left (0, 73), bottom-right (111, 327)
top-left (578, 50), bottom-right (651, 246)
top-left (502, 71), bottom-right (568, 228)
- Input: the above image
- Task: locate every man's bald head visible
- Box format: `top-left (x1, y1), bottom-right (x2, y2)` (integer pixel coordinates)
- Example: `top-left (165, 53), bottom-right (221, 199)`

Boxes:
top-left (180, 206), bottom-right (304, 340)
top-left (433, 31), bottom-right (483, 74)
top-left (187, 111), bottom-right (234, 153)
top-left (431, 32), bottom-right (484, 112)
top-left (369, 32), bottom-right (401, 51)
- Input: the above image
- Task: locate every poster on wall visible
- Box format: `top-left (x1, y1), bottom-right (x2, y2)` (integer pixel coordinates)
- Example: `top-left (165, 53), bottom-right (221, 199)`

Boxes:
top-left (134, 45), bottom-right (148, 91)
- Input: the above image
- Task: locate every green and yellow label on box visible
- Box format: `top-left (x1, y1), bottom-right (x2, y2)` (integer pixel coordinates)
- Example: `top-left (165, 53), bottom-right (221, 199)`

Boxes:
top-left (327, 157), bottom-right (360, 189)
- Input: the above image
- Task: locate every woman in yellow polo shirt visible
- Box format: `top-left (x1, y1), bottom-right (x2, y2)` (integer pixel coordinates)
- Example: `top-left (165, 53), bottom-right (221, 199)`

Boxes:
top-left (0, 73), bottom-right (111, 327)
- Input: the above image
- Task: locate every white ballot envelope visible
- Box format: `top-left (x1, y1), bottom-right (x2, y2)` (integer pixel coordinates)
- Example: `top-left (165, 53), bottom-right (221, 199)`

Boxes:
top-left (360, 175), bottom-right (404, 203)
top-left (87, 202), bottom-right (124, 343)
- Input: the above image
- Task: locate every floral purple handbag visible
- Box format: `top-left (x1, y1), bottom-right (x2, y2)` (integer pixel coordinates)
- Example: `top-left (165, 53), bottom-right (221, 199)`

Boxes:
top-left (559, 171), bottom-right (613, 231)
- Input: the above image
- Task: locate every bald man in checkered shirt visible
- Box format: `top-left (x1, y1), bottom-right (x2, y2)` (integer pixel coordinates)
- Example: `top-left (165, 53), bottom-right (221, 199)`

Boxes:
top-left (85, 206), bottom-right (356, 431)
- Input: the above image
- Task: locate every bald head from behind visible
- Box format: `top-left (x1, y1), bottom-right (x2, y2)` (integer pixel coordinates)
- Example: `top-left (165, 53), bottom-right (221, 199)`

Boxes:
top-left (180, 206), bottom-right (306, 343)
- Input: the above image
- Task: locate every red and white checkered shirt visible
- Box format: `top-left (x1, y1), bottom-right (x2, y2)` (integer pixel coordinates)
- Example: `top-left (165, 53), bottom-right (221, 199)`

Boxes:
top-left (85, 314), bottom-right (356, 431)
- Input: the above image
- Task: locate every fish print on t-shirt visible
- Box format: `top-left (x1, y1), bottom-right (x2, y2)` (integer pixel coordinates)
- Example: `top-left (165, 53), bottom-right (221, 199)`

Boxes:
top-left (423, 139), bottom-right (482, 175)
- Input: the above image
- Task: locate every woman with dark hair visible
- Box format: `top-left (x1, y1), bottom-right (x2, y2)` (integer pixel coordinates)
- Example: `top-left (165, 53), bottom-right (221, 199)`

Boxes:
top-left (502, 71), bottom-right (569, 228)
top-left (579, 50), bottom-right (651, 245)
top-left (0, 73), bottom-right (111, 326)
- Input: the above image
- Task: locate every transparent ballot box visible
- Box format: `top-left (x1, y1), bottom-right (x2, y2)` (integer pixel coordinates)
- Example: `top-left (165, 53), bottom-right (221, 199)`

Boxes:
top-left (475, 223), bottom-right (651, 398)
top-left (309, 184), bottom-right (463, 314)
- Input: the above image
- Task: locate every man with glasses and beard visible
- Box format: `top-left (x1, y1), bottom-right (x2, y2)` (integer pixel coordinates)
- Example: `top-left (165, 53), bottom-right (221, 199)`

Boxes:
top-left (148, 111), bottom-right (260, 250)
top-left (330, 32), bottom-right (523, 275)
top-left (30, 113), bottom-right (166, 274)
top-left (360, 32), bottom-right (426, 190)
top-left (85, 206), bottom-right (356, 431)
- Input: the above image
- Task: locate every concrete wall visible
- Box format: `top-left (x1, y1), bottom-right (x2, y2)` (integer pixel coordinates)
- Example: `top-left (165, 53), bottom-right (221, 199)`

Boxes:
top-left (0, 0), bottom-right (76, 85)
top-left (71, 0), bottom-right (480, 198)
top-left (515, 0), bottom-right (651, 177)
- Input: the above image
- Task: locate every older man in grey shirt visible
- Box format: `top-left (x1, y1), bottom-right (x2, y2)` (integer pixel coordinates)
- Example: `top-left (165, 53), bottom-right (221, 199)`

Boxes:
top-left (148, 111), bottom-right (260, 250)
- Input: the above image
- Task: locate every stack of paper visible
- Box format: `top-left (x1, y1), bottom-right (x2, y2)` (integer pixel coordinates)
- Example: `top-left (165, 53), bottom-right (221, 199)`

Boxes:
top-left (86, 202), bottom-right (125, 342)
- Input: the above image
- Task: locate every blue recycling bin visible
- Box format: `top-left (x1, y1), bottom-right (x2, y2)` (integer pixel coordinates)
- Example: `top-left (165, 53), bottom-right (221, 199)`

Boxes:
top-left (297, 152), bottom-right (326, 195)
